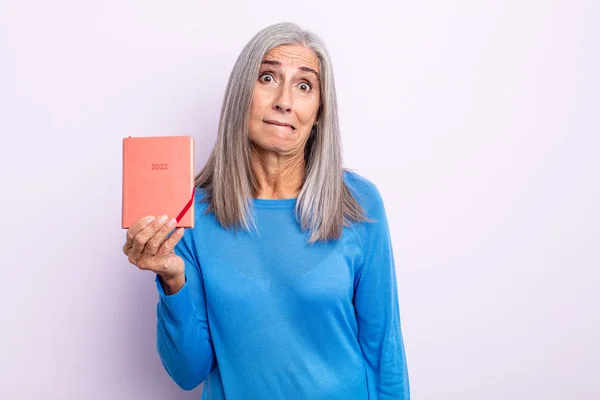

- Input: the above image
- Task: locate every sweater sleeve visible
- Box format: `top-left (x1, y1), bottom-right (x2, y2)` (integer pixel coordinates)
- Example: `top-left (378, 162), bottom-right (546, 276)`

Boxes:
top-left (155, 227), bottom-right (215, 391)
top-left (354, 185), bottom-right (410, 399)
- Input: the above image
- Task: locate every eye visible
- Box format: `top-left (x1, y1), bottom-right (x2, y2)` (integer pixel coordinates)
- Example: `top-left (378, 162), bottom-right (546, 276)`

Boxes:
top-left (298, 82), bottom-right (312, 92)
top-left (259, 72), bottom-right (275, 83)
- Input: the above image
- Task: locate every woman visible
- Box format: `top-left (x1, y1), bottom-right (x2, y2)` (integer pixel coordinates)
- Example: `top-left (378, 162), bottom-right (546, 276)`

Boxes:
top-left (123, 22), bottom-right (410, 399)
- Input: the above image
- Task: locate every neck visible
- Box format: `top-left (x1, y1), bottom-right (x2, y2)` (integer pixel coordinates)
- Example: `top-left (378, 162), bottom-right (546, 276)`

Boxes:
top-left (250, 147), bottom-right (305, 200)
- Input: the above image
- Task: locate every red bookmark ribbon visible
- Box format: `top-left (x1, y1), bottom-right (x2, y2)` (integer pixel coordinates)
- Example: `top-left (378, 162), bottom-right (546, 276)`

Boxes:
top-left (175, 189), bottom-right (195, 224)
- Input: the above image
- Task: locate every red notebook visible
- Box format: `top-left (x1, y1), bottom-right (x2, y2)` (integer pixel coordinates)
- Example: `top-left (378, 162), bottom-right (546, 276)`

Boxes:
top-left (121, 135), bottom-right (195, 229)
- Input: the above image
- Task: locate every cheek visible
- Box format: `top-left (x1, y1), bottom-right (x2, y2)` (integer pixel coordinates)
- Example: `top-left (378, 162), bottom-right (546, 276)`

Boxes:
top-left (298, 98), bottom-right (320, 125)
top-left (248, 100), bottom-right (259, 121)
top-left (248, 119), bottom-right (262, 141)
top-left (248, 100), bottom-right (263, 135)
top-left (250, 89), bottom-right (270, 115)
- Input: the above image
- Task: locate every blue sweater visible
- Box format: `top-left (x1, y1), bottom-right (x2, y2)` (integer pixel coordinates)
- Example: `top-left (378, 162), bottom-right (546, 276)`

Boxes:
top-left (155, 170), bottom-right (410, 399)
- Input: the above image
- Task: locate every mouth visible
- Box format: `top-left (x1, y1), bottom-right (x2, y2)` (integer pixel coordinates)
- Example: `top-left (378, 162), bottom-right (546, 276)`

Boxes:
top-left (264, 120), bottom-right (295, 130)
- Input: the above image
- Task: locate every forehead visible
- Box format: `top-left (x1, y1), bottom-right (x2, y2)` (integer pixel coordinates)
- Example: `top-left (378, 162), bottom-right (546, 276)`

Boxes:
top-left (262, 45), bottom-right (320, 72)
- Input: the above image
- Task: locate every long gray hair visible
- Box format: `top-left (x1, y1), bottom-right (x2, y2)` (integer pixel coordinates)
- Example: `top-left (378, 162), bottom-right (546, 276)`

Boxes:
top-left (195, 22), bottom-right (367, 243)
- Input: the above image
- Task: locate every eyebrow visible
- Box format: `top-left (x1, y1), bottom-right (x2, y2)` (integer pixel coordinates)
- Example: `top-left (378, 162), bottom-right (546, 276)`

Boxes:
top-left (261, 59), bottom-right (320, 82)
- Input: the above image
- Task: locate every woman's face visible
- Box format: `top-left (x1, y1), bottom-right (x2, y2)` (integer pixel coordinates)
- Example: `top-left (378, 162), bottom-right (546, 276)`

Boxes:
top-left (248, 44), bottom-right (321, 157)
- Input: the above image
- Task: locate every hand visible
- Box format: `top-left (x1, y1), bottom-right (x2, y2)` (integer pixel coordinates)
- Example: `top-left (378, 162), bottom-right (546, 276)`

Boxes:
top-left (123, 215), bottom-right (186, 283)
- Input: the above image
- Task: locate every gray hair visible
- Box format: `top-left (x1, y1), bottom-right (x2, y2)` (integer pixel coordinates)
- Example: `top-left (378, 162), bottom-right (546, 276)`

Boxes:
top-left (195, 22), bottom-right (367, 243)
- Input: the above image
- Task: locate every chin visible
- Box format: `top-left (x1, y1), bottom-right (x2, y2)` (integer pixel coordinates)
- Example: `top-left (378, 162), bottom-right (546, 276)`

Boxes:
top-left (250, 138), bottom-right (297, 155)
top-left (267, 141), bottom-right (297, 153)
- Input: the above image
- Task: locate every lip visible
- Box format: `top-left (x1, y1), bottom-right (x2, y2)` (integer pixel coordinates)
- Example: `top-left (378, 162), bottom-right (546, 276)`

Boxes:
top-left (264, 120), bottom-right (295, 130)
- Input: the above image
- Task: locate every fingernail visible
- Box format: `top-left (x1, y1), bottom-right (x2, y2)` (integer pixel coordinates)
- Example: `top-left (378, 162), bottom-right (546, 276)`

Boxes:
top-left (167, 218), bottom-right (176, 227)
top-left (158, 215), bottom-right (168, 223)
top-left (146, 216), bottom-right (156, 223)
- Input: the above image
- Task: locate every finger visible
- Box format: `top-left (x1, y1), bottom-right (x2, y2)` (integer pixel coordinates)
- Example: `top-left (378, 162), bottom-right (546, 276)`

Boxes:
top-left (144, 217), bottom-right (178, 256)
top-left (159, 227), bottom-right (185, 254)
top-left (124, 215), bottom-right (156, 254)
top-left (129, 215), bottom-right (168, 260)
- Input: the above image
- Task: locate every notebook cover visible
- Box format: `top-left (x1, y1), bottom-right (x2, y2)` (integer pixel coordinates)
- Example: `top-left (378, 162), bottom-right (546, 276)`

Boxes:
top-left (121, 135), bottom-right (195, 229)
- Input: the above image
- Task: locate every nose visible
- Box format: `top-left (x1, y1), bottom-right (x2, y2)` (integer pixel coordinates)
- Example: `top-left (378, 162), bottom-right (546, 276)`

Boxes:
top-left (273, 85), bottom-right (292, 112)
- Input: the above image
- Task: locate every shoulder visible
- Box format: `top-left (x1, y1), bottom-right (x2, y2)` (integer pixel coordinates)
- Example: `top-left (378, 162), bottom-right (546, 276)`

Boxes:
top-left (187, 186), bottom-right (212, 228)
top-left (192, 186), bottom-right (211, 211)
top-left (343, 169), bottom-right (386, 218)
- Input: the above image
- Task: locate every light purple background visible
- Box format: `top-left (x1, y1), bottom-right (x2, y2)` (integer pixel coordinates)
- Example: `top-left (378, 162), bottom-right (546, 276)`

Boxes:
top-left (1, 1), bottom-right (598, 399)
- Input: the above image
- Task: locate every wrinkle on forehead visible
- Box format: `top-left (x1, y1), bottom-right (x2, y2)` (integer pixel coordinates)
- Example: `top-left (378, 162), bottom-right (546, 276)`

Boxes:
top-left (263, 45), bottom-right (320, 72)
